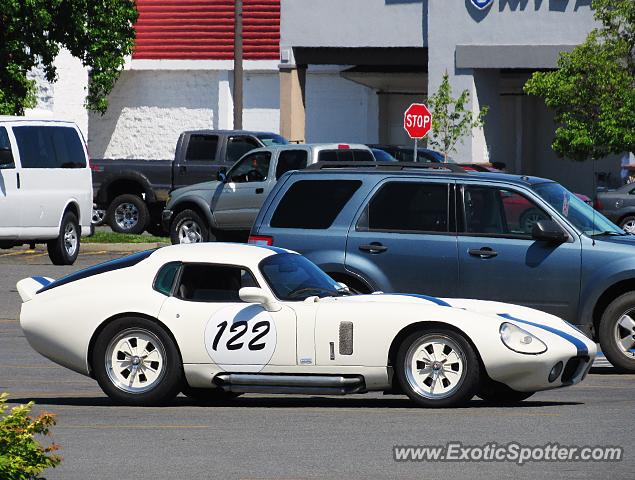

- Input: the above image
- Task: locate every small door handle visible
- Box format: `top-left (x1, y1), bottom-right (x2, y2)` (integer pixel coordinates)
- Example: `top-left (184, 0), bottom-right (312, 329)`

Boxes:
top-left (468, 247), bottom-right (498, 259)
top-left (16, 172), bottom-right (20, 189)
top-left (359, 243), bottom-right (387, 254)
top-left (255, 188), bottom-right (264, 194)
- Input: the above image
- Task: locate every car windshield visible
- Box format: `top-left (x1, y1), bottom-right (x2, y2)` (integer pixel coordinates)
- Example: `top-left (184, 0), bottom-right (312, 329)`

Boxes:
top-left (532, 182), bottom-right (624, 236)
top-left (256, 133), bottom-right (289, 146)
top-left (260, 253), bottom-right (349, 300)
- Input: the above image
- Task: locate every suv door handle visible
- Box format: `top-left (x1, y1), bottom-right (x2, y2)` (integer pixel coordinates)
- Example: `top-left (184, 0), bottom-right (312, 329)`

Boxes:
top-left (359, 243), bottom-right (388, 254)
top-left (255, 188), bottom-right (264, 194)
top-left (468, 247), bottom-right (498, 259)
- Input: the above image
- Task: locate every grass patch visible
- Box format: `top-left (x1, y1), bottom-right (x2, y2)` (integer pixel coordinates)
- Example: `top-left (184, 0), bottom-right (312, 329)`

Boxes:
top-left (85, 231), bottom-right (169, 244)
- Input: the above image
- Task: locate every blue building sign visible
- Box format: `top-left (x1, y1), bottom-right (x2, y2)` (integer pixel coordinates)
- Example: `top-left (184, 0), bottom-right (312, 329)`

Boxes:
top-left (470, 0), bottom-right (494, 10)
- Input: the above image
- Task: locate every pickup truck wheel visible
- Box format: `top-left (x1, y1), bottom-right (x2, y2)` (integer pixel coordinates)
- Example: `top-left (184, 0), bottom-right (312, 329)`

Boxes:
top-left (107, 194), bottom-right (149, 234)
top-left (170, 209), bottom-right (212, 244)
top-left (47, 212), bottom-right (80, 265)
top-left (599, 292), bottom-right (635, 372)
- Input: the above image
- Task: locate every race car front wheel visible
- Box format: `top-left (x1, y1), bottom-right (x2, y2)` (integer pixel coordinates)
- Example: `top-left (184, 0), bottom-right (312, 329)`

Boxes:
top-left (92, 317), bottom-right (183, 406)
top-left (396, 329), bottom-right (480, 408)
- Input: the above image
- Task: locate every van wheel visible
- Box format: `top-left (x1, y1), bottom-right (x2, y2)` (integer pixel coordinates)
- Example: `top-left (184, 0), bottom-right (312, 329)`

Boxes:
top-left (170, 209), bottom-right (212, 245)
top-left (396, 329), bottom-right (480, 407)
top-left (47, 212), bottom-right (80, 265)
top-left (599, 292), bottom-right (635, 372)
top-left (107, 194), bottom-right (149, 234)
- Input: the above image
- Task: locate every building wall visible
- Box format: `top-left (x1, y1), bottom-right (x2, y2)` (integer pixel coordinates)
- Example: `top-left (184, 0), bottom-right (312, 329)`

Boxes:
top-left (304, 70), bottom-right (379, 144)
top-left (281, 0), bottom-right (426, 50)
top-left (88, 67), bottom-right (280, 160)
top-left (27, 49), bottom-right (89, 137)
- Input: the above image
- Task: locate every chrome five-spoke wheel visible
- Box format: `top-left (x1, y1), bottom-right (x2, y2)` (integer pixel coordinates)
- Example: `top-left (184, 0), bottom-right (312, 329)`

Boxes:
top-left (615, 311), bottom-right (635, 358)
top-left (64, 222), bottom-right (78, 257)
top-left (178, 220), bottom-right (204, 244)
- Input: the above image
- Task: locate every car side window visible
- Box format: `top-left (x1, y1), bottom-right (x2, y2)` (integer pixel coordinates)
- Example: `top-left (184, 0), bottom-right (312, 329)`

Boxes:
top-left (276, 150), bottom-right (308, 179)
top-left (227, 151), bottom-right (272, 183)
top-left (175, 264), bottom-right (258, 303)
top-left (226, 136), bottom-right (260, 164)
top-left (463, 185), bottom-right (550, 237)
top-left (153, 262), bottom-right (182, 296)
top-left (12, 126), bottom-right (86, 169)
top-left (185, 135), bottom-right (218, 162)
top-left (358, 182), bottom-right (449, 233)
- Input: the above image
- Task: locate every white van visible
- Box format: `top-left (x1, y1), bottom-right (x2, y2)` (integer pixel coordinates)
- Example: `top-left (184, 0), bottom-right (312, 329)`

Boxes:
top-left (0, 117), bottom-right (92, 265)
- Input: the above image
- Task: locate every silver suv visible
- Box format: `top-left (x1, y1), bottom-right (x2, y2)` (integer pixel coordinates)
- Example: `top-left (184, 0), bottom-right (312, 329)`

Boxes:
top-left (162, 143), bottom-right (373, 244)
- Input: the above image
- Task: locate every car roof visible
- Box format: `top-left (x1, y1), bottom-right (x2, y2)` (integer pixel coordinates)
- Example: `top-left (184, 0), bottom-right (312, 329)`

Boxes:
top-left (181, 129), bottom-right (281, 136)
top-left (0, 116), bottom-right (77, 126)
top-left (147, 242), bottom-right (295, 266)
top-left (299, 162), bottom-right (554, 187)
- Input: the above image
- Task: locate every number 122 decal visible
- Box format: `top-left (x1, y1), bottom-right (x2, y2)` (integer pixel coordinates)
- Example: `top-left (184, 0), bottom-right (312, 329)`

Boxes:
top-left (205, 305), bottom-right (277, 372)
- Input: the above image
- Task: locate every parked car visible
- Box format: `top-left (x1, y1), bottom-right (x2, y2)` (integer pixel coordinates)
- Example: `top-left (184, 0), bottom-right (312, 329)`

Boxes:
top-left (250, 161), bottom-right (635, 372)
top-left (595, 184), bottom-right (635, 232)
top-left (17, 243), bottom-right (595, 407)
top-left (91, 130), bottom-right (288, 234)
top-left (367, 144), bottom-right (449, 163)
top-left (0, 117), bottom-right (92, 265)
top-left (370, 148), bottom-right (398, 162)
top-left (163, 143), bottom-right (373, 244)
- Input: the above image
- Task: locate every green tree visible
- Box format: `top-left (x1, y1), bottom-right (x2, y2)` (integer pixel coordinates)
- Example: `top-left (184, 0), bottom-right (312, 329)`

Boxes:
top-left (0, 0), bottom-right (138, 115)
top-left (426, 72), bottom-right (488, 162)
top-left (0, 393), bottom-right (61, 480)
top-left (524, 0), bottom-right (635, 161)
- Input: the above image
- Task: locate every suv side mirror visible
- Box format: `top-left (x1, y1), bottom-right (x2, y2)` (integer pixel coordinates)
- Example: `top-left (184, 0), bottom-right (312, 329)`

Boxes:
top-left (532, 220), bottom-right (568, 243)
top-left (239, 287), bottom-right (281, 312)
top-left (0, 148), bottom-right (14, 166)
top-left (216, 167), bottom-right (227, 183)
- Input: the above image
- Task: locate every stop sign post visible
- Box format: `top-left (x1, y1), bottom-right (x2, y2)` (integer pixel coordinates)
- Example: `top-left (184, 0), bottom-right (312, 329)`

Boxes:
top-left (404, 103), bottom-right (432, 162)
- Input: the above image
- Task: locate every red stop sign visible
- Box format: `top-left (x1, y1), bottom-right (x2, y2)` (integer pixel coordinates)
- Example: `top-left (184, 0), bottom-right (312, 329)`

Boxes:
top-left (404, 103), bottom-right (432, 139)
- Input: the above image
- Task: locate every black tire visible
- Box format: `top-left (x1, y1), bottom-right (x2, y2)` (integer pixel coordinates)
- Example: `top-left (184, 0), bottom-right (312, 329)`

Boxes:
top-left (477, 382), bottom-right (535, 404)
top-left (106, 194), bottom-right (149, 234)
top-left (92, 317), bottom-right (183, 406)
top-left (599, 292), bottom-right (635, 372)
top-left (181, 386), bottom-right (241, 405)
top-left (170, 209), bottom-right (213, 245)
top-left (47, 211), bottom-right (80, 265)
top-left (619, 215), bottom-right (635, 234)
top-left (395, 328), bottom-right (480, 408)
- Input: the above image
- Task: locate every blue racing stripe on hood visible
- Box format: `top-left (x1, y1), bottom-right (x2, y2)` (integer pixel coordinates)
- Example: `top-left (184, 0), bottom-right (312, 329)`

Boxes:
top-left (392, 293), bottom-right (451, 307)
top-left (32, 276), bottom-right (52, 287)
top-left (498, 313), bottom-right (588, 356)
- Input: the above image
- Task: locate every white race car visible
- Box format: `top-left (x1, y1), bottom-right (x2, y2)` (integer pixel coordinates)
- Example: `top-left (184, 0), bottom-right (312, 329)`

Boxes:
top-left (17, 244), bottom-right (596, 407)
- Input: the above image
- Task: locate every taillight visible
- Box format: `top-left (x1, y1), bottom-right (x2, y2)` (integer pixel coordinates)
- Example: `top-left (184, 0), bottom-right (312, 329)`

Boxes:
top-left (248, 235), bottom-right (273, 246)
top-left (89, 160), bottom-right (104, 173)
top-left (338, 144), bottom-right (350, 149)
top-left (594, 197), bottom-right (603, 210)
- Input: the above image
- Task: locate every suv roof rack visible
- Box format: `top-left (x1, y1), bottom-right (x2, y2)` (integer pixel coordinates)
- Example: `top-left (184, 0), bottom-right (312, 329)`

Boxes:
top-left (306, 161), bottom-right (466, 173)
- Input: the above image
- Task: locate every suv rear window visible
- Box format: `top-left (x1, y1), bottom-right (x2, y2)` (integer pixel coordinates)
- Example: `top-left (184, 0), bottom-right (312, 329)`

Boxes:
top-left (271, 180), bottom-right (362, 229)
top-left (13, 126), bottom-right (86, 168)
top-left (317, 149), bottom-right (373, 162)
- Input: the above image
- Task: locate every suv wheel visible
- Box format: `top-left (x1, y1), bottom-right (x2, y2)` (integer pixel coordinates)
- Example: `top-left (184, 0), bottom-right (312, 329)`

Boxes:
top-left (170, 209), bottom-right (213, 245)
top-left (47, 211), bottom-right (80, 265)
top-left (599, 292), bottom-right (635, 372)
top-left (107, 194), bottom-right (149, 234)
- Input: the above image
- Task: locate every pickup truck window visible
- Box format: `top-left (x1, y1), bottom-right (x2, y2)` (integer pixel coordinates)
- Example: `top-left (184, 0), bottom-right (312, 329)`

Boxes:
top-left (256, 133), bottom-right (289, 146)
top-left (228, 151), bottom-right (272, 183)
top-left (13, 126), bottom-right (86, 169)
top-left (276, 150), bottom-right (308, 179)
top-left (185, 135), bottom-right (218, 161)
top-left (318, 149), bottom-right (373, 162)
top-left (226, 136), bottom-right (261, 164)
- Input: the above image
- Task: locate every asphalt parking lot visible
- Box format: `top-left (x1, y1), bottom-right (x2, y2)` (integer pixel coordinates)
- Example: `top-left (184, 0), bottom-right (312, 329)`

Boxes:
top-left (1, 250), bottom-right (634, 479)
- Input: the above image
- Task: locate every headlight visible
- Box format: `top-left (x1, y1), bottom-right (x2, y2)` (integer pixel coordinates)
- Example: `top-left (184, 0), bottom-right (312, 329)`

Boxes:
top-left (500, 322), bottom-right (547, 354)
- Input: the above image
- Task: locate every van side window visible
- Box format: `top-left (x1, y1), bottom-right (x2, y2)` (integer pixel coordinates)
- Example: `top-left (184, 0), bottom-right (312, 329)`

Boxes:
top-left (175, 264), bottom-right (258, 302)
top-left (185, 135), bottom-right (218, 162)
top-left (359, 182), bottom-right (449, 233)
top-left (12, 126), bottom-right (86, 168)
top-left (271, 180), bottom-right (362, 229)
top-left (0, 128), bottom-right (13, 168)
top-left (276, 150), bottom-right (308, 179)
top-left (0, 128), bottom-right (10, 149)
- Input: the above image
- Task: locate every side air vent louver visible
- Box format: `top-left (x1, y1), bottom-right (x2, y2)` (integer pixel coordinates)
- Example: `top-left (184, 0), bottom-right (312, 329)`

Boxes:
top-left (339, 321), bottom-right (353, 355)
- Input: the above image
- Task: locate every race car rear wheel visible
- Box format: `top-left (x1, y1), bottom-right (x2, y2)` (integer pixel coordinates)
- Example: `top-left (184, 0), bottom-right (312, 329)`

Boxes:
top-left (93, 317), bottom-right (183, 406)
top-left (477, 383), bottom-right (535, 404)
top-left (396, 329), bottom-right (480, 408)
